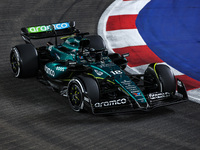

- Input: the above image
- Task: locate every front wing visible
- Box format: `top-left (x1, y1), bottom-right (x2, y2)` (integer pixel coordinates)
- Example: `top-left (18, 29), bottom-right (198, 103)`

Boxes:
top-left (84, 79), bottom-right (188, 115)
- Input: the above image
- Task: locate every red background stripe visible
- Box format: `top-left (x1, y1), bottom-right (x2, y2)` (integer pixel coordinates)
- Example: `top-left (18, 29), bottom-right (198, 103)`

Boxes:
top-left (113, 45), bottom-right (163, 67)
top-left (106, 15), bottom-right (137, 31)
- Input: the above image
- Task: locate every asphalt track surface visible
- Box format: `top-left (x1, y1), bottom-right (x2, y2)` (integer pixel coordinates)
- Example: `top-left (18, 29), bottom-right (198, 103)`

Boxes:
top-left (0, 0), bottom-right (200, 150)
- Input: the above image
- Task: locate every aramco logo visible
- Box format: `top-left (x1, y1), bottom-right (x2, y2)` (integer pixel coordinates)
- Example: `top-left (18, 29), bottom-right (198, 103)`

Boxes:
top-left (27, 22), bottom-right (70, 33)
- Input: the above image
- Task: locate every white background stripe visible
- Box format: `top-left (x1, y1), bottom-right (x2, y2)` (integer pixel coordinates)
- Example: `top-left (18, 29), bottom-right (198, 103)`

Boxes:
top-left (106, 29), bottom-right (146, 48)
top-left (109, 0), bottom-right (150, 16)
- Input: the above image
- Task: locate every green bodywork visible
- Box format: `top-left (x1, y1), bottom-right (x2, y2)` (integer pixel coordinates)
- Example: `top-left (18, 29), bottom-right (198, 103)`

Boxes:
top-left (90, 64), bottom-right (147, 105)
top-left (44, 37), bottom-right (147, 106)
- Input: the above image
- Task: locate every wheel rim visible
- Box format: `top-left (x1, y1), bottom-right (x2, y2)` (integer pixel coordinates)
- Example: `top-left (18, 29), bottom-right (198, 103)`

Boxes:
top-left (68, 83), bottom-right (83, 111)
top-left (10, 51), bottom-right (20, 76)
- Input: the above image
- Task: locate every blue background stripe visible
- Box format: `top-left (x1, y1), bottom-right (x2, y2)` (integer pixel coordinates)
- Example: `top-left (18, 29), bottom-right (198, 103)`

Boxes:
top-left (136, 0), bottom-right (200, 81)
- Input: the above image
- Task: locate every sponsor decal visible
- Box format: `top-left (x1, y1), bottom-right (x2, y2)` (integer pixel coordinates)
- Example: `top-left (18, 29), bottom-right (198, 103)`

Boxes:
top-left (27, 22), bottom-right (70, 33)
top-left (56, 66), bottom-right (65, 72)
top-left (122, 80), bottom-right (130, 83)
top-left (137, 98), bottom-right (146, 103)
top-left (121, 80), bottom-right (141, 94)
top-left (44, 65), bottom-right (55, 77)
top-left (52, 22), bottom-right (69, 30)
top-left (177, 80), bottom-right (183, 87)
top-left (148, 92), bottom-right (170, 100)
top-left (28, 25), bottom-right (51, 33)
top-left (133, 92), bottom-right (141, 96)
top-left (68, 61), bottom-right (77, 65)
top-left (94, 98), bottom-right (127, 108)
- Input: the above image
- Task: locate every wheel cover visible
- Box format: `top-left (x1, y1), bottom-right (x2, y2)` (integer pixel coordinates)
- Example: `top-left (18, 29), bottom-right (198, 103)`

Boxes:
top-left (68, 83), bottom-right (83, 111)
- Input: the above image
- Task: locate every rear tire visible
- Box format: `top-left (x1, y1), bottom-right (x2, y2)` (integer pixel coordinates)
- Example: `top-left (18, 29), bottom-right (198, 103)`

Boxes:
top-left (10, 44), bottom-right (38, 78)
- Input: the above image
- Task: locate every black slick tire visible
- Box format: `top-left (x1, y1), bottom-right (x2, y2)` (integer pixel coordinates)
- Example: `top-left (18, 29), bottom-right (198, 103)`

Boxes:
top-left (144, 63), bottom-right (176, 94)
top-left (10, 44), bottom-right (38, 78)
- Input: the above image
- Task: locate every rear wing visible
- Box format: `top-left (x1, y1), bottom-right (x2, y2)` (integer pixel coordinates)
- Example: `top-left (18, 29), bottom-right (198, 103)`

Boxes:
top-left (21, 21), bottom-right (77, 43)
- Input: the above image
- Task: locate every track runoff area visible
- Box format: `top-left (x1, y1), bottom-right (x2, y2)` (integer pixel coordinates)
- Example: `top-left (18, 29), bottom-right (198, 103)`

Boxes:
top-left (98, 0), bottom-right (200, 104)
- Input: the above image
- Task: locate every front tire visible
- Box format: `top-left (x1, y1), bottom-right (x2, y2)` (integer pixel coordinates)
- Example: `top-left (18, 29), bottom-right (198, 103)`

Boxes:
top-left (67, 75), bottom-right (100, 112)
top-left (144, 63), bottom-right (176, 94)
top-left (67, 78), bottom-right (85, 112)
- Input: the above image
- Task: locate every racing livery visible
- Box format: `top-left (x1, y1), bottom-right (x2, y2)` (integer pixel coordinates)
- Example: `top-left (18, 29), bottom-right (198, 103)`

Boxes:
top-left (10, 21), bottom-right (188, 114)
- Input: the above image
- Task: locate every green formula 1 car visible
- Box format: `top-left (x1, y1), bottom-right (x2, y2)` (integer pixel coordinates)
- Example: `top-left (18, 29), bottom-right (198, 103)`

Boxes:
top-left (10, 21), bottom-right (188, 114)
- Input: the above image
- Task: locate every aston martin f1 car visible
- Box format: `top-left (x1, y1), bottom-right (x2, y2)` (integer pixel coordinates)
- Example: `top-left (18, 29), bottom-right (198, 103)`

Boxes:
top-left (10, 21), bottom-right (188, 114)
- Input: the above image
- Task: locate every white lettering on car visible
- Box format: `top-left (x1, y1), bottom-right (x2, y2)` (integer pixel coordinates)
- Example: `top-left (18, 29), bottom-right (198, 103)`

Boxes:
top-left (44, 65), bottom-right (55, 77)
top-left (148, 92), bottom-right (171, 100)
top-left (56, 67), bottom-right (65, 72)
top-left (28, 23), bottom-right (69, 33)
top-left (94, 98), bottom-right (127, 108)
top-left (53, 23), bottom-right (69, 30)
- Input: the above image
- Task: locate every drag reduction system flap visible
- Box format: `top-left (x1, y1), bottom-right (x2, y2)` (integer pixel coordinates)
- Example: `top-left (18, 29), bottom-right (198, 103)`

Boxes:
top-left (21, 21), bottom-right (76, 40)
